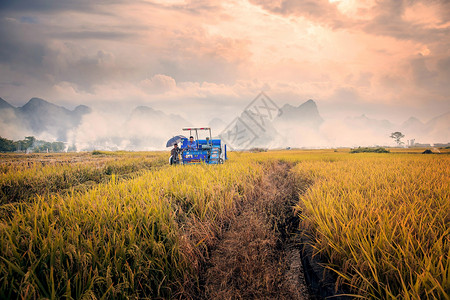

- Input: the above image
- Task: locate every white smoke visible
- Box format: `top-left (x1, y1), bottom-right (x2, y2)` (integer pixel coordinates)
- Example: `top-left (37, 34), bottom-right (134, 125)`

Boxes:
top-left (268, 119), bottom-right (393, 149)
top-left (0, 109), bottom-right (28, 140)
top-left (3, 102), bottom-right (448, 151)
top-left (67, 107), bottom-right (191, 151)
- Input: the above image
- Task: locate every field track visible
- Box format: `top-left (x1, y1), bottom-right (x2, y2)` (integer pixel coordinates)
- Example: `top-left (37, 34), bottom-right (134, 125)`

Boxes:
top-left (200, 162), bottom-right (310, 299)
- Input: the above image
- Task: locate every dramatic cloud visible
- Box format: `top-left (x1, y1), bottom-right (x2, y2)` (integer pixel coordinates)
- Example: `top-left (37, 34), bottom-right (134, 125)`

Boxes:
top-left (0, 0), bottom-right (449, 147)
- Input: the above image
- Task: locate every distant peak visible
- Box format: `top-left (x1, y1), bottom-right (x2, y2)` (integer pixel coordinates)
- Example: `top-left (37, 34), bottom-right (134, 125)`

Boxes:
top-left (208, 117), bottom-right (226, 128)
top-left (135, 105), bottom-right (154, 111)
top-left (74, 105), bottom-right (92, 114)
top-left (133, 106), bottom-right (158, 114)
top-left (22, 97), bottom-right (54, 109)
top-left (404, 116), bottom-right (422, 123)
top-left (281, 103), bottom-right (294, 110)
top-left (299, 99), bottom-right (317, 109)
top-left (28, 97), bottom-right (49, 104)
top-left (132, 105), bottom-right (165, 117)
top-left (426, 111), bottom-right (450, 125)
top-left (0, 97), bottom-right (15, 109)
top-left (281, 99), bottom-right (317, 111)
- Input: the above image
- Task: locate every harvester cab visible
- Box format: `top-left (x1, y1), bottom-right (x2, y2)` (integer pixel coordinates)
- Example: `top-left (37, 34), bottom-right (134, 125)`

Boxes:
top-left (170, 127), bottom-right (227, 165)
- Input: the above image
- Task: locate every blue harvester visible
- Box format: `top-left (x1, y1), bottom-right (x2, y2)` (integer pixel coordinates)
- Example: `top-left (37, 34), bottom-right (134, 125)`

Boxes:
top-left (177, 127), bottom-right (227, 164)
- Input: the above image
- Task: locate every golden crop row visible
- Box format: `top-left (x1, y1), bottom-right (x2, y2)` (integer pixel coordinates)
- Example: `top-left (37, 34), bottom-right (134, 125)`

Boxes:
top-left (0, 152), bottom-right (167, 204)
top-left (288, 152), bottom-right (450, 299)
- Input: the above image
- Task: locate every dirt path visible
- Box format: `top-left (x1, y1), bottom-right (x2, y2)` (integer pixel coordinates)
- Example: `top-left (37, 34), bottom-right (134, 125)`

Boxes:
top-left (199, 162), bottom-right (310, 299)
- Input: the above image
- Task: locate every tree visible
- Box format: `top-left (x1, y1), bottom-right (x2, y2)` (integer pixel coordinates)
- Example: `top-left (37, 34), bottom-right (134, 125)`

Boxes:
top-left (51, 142), bottom-right (65, 152)
top-left (390, 132), bottom-right (405, 146)
top-left (68, 144), bottom-right (77, 152)
top-left (0, 136), bottom-right (68, 153)
top-left (0, 136), bottom-right (16, 152)
top-left (13, 136), bottom-right (36, 152)
top-left (24, 136), bottom-right (36, 149)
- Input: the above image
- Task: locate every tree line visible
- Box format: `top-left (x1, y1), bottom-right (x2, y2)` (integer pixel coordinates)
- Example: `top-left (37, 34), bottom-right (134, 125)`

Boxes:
top-left (0, 136), bottom-right (76, 153)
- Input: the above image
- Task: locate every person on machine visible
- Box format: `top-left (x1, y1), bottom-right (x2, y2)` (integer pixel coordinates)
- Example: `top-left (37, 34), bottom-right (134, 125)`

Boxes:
top-left (170, 143), bottom-right (180, 165)
top-left (203, 137), bottom-right (212, 149)
top-left (187, 136), bottom-right (197, 150)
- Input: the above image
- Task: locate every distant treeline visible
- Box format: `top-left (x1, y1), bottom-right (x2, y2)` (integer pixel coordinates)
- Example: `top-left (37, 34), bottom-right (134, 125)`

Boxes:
top-left (350, 147), bottom-right (390, 153)
top-left (0, 136), bottom-right (76, 153)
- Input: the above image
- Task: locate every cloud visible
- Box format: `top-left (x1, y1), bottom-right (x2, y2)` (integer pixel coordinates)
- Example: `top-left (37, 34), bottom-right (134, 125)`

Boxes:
top-left (140, 74), bottom-right (177, 94)
top-left (0, 17), bottom-right (46, 67)
top-left (250, 0), bottom-right (450, 46)
top-left (51, 30), bottom-right (134, 41)
top-left (249, 0), bottom-right (357, 29)
top-left (0, 0), bottom-right (449, 129)
top-left (0, 0), bottom-right (123, 13)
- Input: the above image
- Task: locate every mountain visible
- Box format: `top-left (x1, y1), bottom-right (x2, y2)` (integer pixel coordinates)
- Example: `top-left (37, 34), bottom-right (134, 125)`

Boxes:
top-left (424, 112), bottom-right (450, 142)
top-left (426, 112), bottom-right (449, 129)
top-left (276, 99), bottom-right (324, 128)
top-left (402, 117), bottom-right (424, 129)
top-left (17, 98), bottom-right (92, 141)
top-left (74, 105), bottom-right (91, 116)
top-left (0, 98), bottom-right (24, 140)
top-left (128, 106), bottom-right (190, 125)
top-left (396, 113), bottom-right (449, 144)
top-left (270, 99), bottom-right (326, 148)
top-left (117, 106), bottom-right (192, 149)
top-left (218, 99), bottom-right (325, 149)
top-left (0, 97), bottom-right (15, 110)
top-left (345, 114), bottom-right (394, 131)
top-left (130, 106), bottom-right (166, 119)
top-left (218, 109), bottom-right (279, 149)
top-left (1, 96), bottom-right (448, 150)
top-left (0, 97), bottom-right (91, 142)
top-left (127, 106), bottom-right (191, 129)
top-left (401, 117), bottom-right (426, 137)
top-left (208, 117), bottom-right (226, 134)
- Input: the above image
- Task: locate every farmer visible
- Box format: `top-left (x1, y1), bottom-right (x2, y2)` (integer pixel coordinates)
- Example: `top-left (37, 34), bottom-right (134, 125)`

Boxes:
top-left (170, 143), bottom-right (179, 165)
top-left (202, 136), bottom-right (212, 150)
top-left (187, 136), bottom-right (197, 150)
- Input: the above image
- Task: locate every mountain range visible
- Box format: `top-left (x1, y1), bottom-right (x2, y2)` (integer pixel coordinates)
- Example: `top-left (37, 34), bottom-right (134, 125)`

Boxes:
top-left (0, 97), bottom-right (91, 142)
top-left (0, 97), bottom-right (448, 150)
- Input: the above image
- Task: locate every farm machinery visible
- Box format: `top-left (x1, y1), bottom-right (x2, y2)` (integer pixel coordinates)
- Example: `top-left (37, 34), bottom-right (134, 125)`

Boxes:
top-left (168, 127), bottom-right (227, 165)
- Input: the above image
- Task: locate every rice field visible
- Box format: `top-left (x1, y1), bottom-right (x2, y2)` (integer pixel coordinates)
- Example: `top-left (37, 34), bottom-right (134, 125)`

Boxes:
top-left (290, 152), bottom-right (449, 299)
top-left (0, 152), bottom-right (263, 298)
top-left (0, 149), bottom-right (448, 299)
top-left (0, 151), bottom-right (167, 204)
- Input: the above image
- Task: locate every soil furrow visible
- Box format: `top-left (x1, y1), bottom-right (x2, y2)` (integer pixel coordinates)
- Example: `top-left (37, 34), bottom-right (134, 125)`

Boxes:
top-left (199, 162), bottom-right (310, 299)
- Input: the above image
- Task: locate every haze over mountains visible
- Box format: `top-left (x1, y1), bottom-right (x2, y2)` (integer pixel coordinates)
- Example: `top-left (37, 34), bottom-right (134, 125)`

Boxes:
top-left (0, 97), bottom-right (448, 150)
top-left (0, 97), bottom-right (90, 142)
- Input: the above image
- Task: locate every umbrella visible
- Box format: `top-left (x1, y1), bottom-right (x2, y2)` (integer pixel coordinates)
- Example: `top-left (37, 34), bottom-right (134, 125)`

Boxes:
top-left (166, 135), bottom-right (186, 147)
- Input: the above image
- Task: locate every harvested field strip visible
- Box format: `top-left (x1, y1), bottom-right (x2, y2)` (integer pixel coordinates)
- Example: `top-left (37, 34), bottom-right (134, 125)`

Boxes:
top-left (0, 152), bottom-right (167, 204)
top-left (201, 162), bottom-right (310, 299)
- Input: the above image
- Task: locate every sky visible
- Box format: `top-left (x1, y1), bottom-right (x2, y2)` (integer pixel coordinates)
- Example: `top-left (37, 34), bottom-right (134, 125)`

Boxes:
top-left (1, 0), bottom-right (449, 126)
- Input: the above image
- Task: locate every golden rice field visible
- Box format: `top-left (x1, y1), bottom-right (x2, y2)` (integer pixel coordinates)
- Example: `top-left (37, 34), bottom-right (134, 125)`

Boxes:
top-left (0, 149), bottom-right (448, 299)
top-left (0, 151), bottom-right (167, 204)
